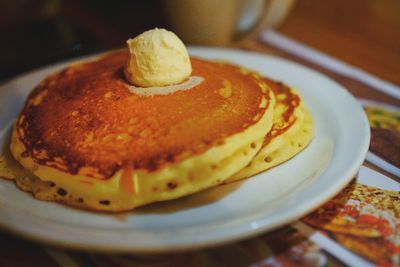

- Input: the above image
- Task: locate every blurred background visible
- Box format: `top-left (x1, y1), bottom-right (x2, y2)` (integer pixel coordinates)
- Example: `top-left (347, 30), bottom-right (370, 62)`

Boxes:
top-left (0, 0), bottom-right (399, 84)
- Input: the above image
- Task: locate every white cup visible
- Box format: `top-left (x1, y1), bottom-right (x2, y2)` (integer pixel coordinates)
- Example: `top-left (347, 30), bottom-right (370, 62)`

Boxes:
top-left (163, 0), bottom-right (296, 46)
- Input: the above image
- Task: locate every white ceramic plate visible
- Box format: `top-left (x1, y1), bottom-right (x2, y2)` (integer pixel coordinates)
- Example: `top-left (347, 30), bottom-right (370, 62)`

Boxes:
top-left (0, 47), bottom-right (369, 253)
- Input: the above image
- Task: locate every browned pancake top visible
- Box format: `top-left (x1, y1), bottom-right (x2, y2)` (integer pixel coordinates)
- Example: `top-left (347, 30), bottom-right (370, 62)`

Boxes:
top-left (15, 51), bottom-right (271, 179)
top-left (263, 78), bottom-right (300, 145)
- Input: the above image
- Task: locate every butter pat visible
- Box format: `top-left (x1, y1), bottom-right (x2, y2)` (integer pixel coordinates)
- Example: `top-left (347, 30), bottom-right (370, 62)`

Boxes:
top-left (124, 28), bottom-right (192, 87)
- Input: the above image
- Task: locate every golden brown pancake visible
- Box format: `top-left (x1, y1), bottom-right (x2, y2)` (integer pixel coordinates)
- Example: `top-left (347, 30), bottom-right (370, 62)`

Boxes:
top-left (8, 50), bottom-right (275, 211)
top-left (228, 79), bottom-right (313, 181)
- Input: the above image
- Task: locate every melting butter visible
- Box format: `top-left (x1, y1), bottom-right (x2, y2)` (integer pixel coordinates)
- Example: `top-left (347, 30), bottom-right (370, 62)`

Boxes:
top-left (128, 76), bottom-right (204, 96)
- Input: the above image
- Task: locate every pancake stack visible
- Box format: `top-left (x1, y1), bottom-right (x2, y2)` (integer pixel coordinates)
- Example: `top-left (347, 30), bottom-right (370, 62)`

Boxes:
top-left (228, 78), bottom-right (313, 182)
top-left (0, 50), bottom-right (313, 212)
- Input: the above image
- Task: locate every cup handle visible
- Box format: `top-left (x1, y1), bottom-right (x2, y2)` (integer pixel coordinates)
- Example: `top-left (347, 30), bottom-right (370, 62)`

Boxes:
top-left (233, 0), bottom-right (296, 43)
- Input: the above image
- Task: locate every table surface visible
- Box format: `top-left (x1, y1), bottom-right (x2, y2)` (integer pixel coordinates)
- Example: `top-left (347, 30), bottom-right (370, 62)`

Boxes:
top-left (277, 0), bottom-right (400, 85)
top-left (0, 1), bottom-right (399, 266)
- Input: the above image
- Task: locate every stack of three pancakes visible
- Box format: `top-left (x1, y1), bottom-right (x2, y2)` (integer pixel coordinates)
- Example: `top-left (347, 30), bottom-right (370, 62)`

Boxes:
top-left (0, 51), bottom-right (313, 211)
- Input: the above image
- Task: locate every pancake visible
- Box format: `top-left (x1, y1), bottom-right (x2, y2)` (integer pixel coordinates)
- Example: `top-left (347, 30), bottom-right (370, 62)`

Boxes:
top-left (228, 79), bottom-right (313, 181)
top-left (8, 50), bottom-right (275, 211)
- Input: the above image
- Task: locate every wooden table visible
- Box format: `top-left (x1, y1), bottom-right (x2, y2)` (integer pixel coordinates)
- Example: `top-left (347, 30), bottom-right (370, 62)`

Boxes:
top-left (278, 0), bottom-right (400, 85)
